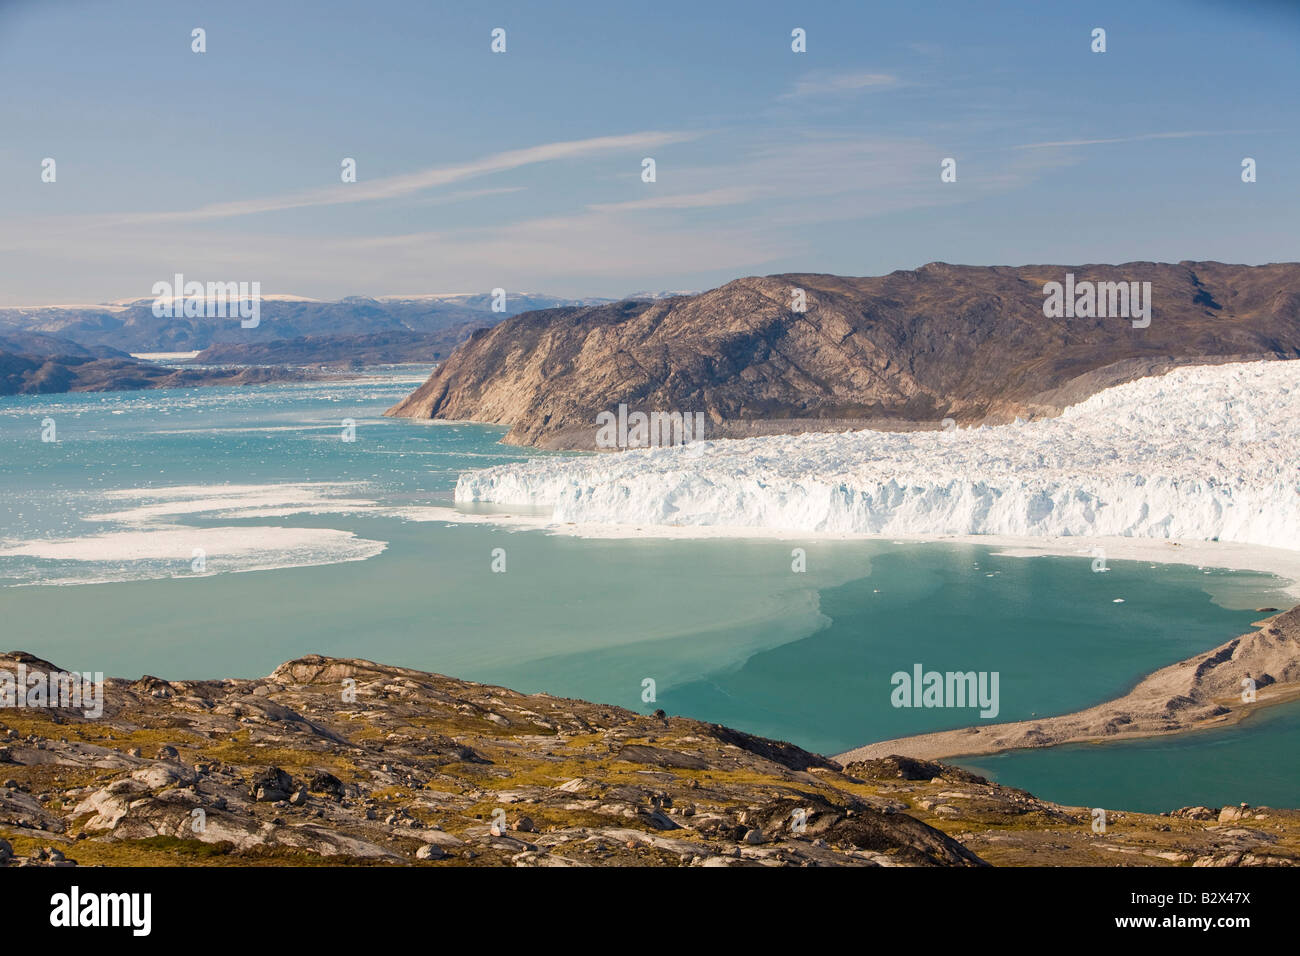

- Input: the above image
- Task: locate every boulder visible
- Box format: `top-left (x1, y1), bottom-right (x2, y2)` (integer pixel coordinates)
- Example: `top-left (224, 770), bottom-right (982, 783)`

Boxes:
top-left (308, 772), bottom-right (344, 799)
top-left (249, 767), bottom-right (294, 802)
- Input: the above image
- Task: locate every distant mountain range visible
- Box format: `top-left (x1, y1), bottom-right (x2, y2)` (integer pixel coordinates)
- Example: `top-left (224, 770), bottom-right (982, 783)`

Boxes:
top-left (0, 331), bottom-right (316, 396)
top-left (0, 292), bottom-right (692, 394)
top-left (190, 330), bottom-right (458, 367)
top-left (385, 261), bottom-right (1300, 449)
top-left (0, 292), bottom-right (617, 365)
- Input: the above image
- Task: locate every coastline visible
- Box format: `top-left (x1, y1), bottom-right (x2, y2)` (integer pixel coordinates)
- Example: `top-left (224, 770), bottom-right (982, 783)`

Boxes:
top-left (834, 605), bottom-right (1300, 764)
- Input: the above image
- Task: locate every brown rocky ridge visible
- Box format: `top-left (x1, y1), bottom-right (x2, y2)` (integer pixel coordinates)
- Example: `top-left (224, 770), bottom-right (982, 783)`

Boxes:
top-left (385, 261), bottom-right (1300, 449)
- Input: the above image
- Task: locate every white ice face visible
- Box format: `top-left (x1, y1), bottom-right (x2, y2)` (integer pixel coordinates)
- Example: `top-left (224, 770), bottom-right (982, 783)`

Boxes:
top-left (455, 360), bottom-right (1300, 550)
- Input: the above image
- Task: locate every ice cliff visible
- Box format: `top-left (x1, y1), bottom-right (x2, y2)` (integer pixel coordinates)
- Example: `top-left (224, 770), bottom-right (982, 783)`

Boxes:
top-left (455, 361), bottom-right (1300, 550)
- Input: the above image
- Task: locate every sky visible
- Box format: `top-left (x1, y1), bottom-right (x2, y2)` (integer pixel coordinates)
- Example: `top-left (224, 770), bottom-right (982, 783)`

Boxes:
top-left (1, 0), bottom-right (1297, 304)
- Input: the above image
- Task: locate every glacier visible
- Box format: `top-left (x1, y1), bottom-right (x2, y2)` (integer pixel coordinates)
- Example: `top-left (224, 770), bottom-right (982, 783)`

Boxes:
top-left (454, 361), bottom-right (1300, 551)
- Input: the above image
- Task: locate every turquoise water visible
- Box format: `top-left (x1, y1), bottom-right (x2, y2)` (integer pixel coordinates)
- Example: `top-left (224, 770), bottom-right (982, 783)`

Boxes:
top-left (956, 698), bottom-right (1300, 813)
top-left (0, 373), bottom-right (1295, 811)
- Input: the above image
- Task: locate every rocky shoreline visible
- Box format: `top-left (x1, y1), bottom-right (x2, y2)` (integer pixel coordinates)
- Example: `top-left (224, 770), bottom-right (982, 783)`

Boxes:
top-left (836, 605), bottom-right (1300, 764)
top-left (1, 651), bottom-right (1296, 867)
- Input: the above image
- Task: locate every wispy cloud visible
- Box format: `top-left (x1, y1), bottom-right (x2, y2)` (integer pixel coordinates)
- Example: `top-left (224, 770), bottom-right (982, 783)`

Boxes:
top-left (101, 131), bottom-right (696, 226)
top-left (1011, 130), bottom-right (1242, 150)
top-left (408, 186), bottom-right (526, 207)
top-left (585, 187), bottom-right (756, 213)
top-left (781, 71), bottom-right (899, 100)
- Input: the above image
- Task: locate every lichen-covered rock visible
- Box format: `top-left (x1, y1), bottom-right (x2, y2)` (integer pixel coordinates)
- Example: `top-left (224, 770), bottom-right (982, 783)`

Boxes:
top-left (2, 649), bottom-right (1296, 868)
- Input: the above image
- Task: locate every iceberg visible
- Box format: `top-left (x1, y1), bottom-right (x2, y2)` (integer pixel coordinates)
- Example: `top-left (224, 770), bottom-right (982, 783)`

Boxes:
top-left (454, 361), bottom-right (1300, 551)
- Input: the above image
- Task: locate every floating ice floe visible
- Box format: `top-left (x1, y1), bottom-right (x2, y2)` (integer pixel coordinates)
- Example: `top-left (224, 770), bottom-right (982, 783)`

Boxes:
top-left (0, 483), bottom-right (387, 586)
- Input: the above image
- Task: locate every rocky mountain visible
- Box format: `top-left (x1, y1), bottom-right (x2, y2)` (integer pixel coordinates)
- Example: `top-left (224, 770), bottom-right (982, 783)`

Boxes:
top-left (385, 261), bottom-right (1300, 449)
top-left (2, 651), bottom-right (1294, 868)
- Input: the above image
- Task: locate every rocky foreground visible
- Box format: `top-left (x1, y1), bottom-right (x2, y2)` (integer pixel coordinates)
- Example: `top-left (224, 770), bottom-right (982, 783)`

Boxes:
top-left (1, 652), bottom-right (1296, 868)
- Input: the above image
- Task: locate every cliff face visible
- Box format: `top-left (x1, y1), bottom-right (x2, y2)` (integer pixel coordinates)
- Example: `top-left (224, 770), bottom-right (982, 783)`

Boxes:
top-left (385, 262), bottom-right (1300, 450)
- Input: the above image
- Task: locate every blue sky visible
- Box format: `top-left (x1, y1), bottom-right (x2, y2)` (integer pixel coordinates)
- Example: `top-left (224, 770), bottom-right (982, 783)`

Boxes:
top-left (1, 0), bottom-right (1296, 304)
